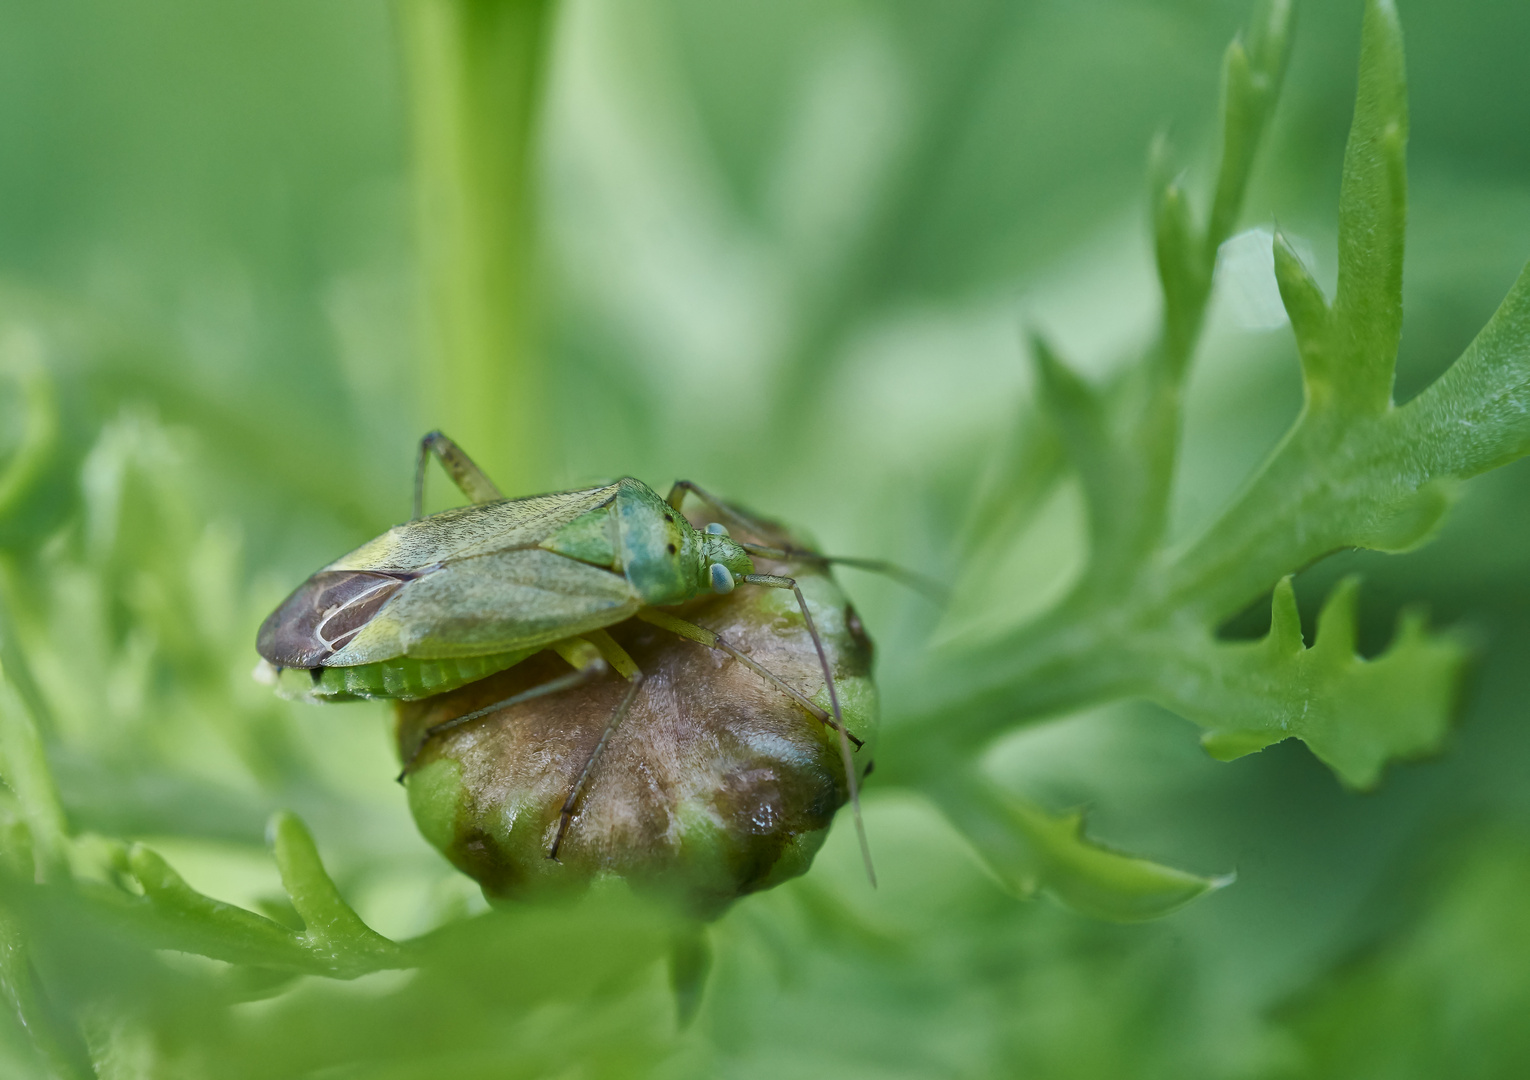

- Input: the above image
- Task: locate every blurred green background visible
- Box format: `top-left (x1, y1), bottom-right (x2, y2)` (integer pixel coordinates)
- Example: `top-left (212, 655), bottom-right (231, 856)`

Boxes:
top-left (2, 0), bottom-right (1530, 1076)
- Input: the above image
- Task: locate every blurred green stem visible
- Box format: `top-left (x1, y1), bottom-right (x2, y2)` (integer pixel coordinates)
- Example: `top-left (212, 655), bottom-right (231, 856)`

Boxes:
top-left (0, 664), bottom-right (67, 884)
top-left (775, 2), bottom-right (1020, 432)
top-left (397, 0), bottom-right (555, 492)
top-left (0, 331), bottom-right (58, 522)
top-left (0, 912), bottom-right (92, 1080)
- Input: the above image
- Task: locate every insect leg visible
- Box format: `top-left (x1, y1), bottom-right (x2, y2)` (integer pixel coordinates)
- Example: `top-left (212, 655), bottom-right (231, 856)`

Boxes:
top-left (633, 608), bottom-right (862, 748)
top-left (664, 479), bottom-right (773, 533)
top-left (666, 480), bottom-right (946, 603)
top-left (397, 647), bottom-right (607, 779)
top-left (740, 574), bottom-right (875, 887)
top-left (413, 430), bottom-right (503, 519)
top-left (548, 637), bottom-right (645, 861)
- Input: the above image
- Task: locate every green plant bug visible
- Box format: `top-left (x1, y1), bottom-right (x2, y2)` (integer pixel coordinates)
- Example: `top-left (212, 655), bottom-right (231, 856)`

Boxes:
top-left (256, 431), bottom-right (888, 875)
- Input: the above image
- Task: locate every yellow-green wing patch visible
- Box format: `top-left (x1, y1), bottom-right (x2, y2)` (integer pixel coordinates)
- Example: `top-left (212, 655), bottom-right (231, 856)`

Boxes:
top-left (329, 483), bottom-right (620, 573)
top-left (539, 505), bottom-right (618, 568)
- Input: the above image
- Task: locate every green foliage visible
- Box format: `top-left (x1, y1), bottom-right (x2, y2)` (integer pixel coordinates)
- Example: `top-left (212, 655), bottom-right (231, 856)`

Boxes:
top-left (926, 763), bottom-right (1229, 921)
top-left (891, 0), bottom-right (1526, 829)
top-left (1273, 828), bottom-right (1530, 1078)
top-left (1, 0), bottom-right (1530, 1075)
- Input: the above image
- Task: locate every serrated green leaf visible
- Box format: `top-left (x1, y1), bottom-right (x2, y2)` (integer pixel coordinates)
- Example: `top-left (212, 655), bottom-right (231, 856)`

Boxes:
top-left (1155, 179), bottom-right (1206, 369)
top-left (126, 843), bottom-right (310, 964)
top-left (1273, 230), bottom-right (1334, 394)
top-left (1148, 577), bottom-right (1466, 789)
top-left (898, 0), bottom-right (1527, 812)
top-left (929, 770), bottom-right (1228, 923)
top-left (1206, 0), bottom-right (1293, 251)
top-left (1396, 259), bottom-right (1530, 477)
top-left (269, 811), bottom-right (400, 971)
top-left (1332, 0), bottom-right (1408, 413)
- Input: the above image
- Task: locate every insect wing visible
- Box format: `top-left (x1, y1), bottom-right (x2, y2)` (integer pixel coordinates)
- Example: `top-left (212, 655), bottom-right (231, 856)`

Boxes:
top-left (326, 548), bottom-right (642, 664)
top-left (258, 483), bottom-right (625, 670)
top-left (332, 482), bottom-right (621, 573)
top-left (258, 569), bottom-right (421, 668)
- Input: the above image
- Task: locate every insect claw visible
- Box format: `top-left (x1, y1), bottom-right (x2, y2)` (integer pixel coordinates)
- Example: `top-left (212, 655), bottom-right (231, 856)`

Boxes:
top-left (547, 818), bottom-right (572, 861)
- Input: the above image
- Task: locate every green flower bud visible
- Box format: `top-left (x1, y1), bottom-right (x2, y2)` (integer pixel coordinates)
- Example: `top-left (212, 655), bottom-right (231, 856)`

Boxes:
top-left (396, 526), bottom-right (876, 920)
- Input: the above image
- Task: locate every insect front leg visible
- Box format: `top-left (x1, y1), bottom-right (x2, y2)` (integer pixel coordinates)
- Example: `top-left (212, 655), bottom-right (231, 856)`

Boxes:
top-left (632, 608), bottom-right (862, 748)
top-left (738, 575), bottom-right (876, 885)
top-left (414, 430), bottom-right (504, 519)
top-left (665, 479), bottom-right (774, 535)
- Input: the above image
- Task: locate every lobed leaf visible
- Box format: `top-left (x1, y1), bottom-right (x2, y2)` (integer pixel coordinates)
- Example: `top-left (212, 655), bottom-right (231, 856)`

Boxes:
top-left (928, 768), bottom-right (1228, 923)
top-left (1148, 577), bottom-right (1466, 789)
top-left (1155, 179), bottom-right (1207, 370)
top-left (1021, 0), bottom-right (1294, 597)
top-left (269, 811), bottom-right (401, 972)
top-left (906, 0), bottom-right (1519, 817)
top-left (124, 843), bottom-right (314, 968)
top-left (1273, 230), bottom-right (1334, 397)
top-left (1395, 260), bottom-right (1530, 479)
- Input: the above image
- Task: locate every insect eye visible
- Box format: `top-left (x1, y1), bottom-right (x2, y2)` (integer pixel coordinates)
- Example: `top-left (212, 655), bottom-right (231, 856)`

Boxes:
top-left (709, 563), bottom-right (736, 594)
top-left (704, 522), bottom-right (730, 536)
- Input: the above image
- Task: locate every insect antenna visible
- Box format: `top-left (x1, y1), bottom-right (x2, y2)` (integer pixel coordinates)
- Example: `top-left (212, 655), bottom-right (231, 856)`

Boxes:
top-left (737, 543), bottom-right (948, 605)
top-left (742, 573), bottom-right (876, 888)
top-left (669, 479), bottom-right (947, 603)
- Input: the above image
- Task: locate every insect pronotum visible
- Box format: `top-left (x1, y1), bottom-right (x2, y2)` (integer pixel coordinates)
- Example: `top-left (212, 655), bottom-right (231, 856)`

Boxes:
top-left (256, 431), bottom-right (889, 881)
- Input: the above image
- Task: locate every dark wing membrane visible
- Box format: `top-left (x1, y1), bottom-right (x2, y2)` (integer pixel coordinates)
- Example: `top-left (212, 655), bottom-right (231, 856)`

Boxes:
top-left (256, 569), bottom-right (420, 668)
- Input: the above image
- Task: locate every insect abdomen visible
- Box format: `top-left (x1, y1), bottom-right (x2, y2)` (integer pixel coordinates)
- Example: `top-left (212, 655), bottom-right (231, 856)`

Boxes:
top-left (290, 647), bottom-right (540, 702)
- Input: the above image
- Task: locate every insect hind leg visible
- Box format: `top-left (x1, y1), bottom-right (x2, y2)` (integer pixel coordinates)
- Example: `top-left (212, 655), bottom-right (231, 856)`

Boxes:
top-left (548, 640), bottom-right (645, 862)
top-left (396, 660), bottom-right (606, 781)
top-left (414, 430), bottom-right (504, 519)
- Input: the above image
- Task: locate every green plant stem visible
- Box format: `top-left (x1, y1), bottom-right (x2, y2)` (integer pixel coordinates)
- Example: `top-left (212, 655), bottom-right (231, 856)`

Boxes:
top-left (0, 663), bottom-right (67, 883)
top-left (0, 333), bottom-right (57, 522)
top-left (397, 0), bottom-right (555, 493)
top-left (0, 911), bottom-right (92, 1080)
